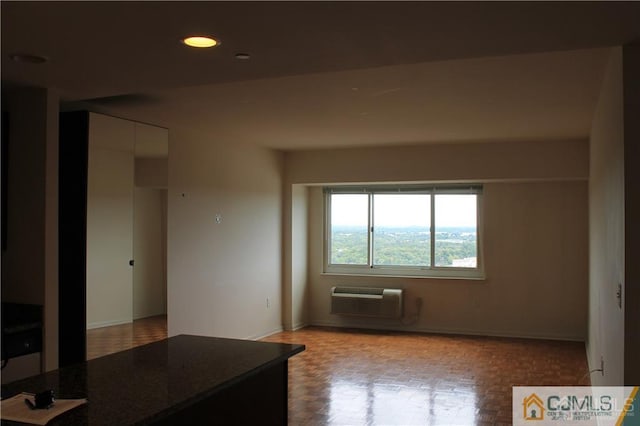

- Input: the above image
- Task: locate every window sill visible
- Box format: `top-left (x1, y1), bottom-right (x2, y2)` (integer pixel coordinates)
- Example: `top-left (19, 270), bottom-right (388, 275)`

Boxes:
top-left (321, 271), bottom-right (486, 281)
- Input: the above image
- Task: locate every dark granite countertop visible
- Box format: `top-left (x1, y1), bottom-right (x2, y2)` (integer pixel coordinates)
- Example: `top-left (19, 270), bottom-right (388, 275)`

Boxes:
top-left (1, 335), bottom-right (305, 425)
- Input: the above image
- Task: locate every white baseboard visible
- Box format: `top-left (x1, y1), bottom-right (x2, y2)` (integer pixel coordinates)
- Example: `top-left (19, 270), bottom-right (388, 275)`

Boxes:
top-left (87, 319), bottom-right (132, 330)
top-left (247, 326), bottom-right (284, 341)
top-left (133, 311), bottom-right (167, 321)
top-left (291, 322), bottom-right (307, 331)
top-left (309, 319), bottom-right (586, 342)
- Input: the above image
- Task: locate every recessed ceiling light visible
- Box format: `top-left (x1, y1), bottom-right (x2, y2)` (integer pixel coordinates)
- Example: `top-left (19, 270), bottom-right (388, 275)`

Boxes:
top-left (9, 53), bottom-right (48, 64)
top-left (182, 36), bottom-right (219, 48)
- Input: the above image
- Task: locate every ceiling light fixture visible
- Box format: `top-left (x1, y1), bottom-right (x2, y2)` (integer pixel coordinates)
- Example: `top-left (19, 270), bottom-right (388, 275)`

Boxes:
top-left (182, 36), bottom-right (219, 48)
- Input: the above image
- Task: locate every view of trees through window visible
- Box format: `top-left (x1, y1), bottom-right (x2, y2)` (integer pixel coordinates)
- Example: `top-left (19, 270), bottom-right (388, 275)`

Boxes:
top-left (329, 191), bottom-right (478, 269)
top-left (373, 193), bottom-right (430, 266)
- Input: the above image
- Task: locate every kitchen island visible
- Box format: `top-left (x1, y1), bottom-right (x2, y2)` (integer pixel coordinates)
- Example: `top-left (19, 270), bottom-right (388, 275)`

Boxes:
top-left (1, 335), bottom-right (305, 425)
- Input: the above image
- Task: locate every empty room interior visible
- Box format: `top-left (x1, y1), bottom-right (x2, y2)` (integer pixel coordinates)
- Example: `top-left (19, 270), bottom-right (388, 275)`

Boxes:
top-left (1, 2), bottom-right (639, 425)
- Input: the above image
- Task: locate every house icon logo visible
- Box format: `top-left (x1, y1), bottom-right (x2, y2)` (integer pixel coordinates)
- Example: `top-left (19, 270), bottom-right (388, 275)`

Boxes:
top-left (523, 393), bottom-right (545, 420)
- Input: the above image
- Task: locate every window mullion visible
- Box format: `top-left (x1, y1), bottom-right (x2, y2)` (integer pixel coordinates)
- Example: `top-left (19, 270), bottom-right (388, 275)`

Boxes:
top-left (430, 192), bottom-right (435, 268)
top-left (325, 191), bottom-right (331, 268)
top-left (369, 192), bottom-right (374, 268)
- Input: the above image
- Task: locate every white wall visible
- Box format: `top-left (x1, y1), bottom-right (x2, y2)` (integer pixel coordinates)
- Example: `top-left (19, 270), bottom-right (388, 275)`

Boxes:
top-left (135, 158), bottom-right (168, 188)
top-left (283, 184), bottom-right (309, 331)
top-left (304, 182), bottom-right (587, 340)
top-left (167, 130), bottom-right (284, 340)
top-left (291, 185), bottom-right (309, 329)
top-left (285, 139), bottom-right (589, 340)
top-left (588, 48), bottom-right (625, 386)
top-left (285, 139), bottom-right (588, 185)
top-left (134, 187), bottom-right (167, 319)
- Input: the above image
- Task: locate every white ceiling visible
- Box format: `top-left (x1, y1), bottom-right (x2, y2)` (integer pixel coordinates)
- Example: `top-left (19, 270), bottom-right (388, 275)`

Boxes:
top-left (2, 1), bottom-right (640, 150)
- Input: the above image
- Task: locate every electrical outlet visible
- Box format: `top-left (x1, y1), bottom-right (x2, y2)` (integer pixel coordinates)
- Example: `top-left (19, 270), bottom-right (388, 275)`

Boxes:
top-left (600, 356), bottom-right (605, 376)
top-left (266, 298), bottom-right (270, 308)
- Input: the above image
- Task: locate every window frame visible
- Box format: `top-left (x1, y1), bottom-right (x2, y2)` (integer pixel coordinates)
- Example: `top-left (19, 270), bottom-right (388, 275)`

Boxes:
top-left (323, 184), bottom-right (484, 279)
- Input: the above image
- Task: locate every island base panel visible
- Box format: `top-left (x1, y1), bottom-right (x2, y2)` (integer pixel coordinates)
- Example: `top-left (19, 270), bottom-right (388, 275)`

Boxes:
top-left (153, 361), bottom-right (288, 425)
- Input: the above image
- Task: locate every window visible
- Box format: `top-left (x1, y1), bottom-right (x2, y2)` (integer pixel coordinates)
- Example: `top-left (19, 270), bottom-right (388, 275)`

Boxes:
top-left (325, 185), bottom-right (482, 278)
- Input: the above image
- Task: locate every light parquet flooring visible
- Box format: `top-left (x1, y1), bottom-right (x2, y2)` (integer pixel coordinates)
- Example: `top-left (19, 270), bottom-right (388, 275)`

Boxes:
top-left (86, 315), bottom-right (167, 360)
top-left (261, 327), bottom-right (590, 426)
top-left (86, 319), bottom-right (590, 425)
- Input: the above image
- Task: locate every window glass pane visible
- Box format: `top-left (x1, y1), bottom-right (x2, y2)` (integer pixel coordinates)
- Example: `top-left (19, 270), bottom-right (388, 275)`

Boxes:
top-left (330, 194), bottom-right (369, 265)
top-left (434, 194), bottom-right (477, 267)
top-left (373, 194), bottom-right (430, 266)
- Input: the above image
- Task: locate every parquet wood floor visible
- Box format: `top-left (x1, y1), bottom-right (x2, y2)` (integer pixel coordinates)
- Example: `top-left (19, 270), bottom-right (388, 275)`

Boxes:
top-left (86, 319), bottom-right (590, 425)
top-left (262, 327), bottom-right (590, 426)
top-left (86, 315), bottom-right (167, 360)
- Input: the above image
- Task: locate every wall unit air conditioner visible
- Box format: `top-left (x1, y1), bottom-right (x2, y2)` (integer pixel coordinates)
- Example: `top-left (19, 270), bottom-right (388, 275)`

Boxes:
top-left (330, 286), bottom-right (403, 319)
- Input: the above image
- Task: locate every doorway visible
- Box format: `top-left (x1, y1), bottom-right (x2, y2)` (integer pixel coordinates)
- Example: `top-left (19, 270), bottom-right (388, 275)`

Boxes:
top-left (133, 187), bottom-right (167, 320)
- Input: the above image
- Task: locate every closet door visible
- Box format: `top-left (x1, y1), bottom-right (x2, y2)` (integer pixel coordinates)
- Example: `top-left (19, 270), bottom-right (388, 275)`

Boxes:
top-left (85, 113), bottom-right (135, 329)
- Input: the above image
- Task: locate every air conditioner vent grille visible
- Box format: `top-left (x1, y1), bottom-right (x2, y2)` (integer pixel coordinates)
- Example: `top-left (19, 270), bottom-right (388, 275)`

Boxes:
top-left (333, 287), bottom-right (384, 296)
top-left (330, 286), bottom-right (403, 319)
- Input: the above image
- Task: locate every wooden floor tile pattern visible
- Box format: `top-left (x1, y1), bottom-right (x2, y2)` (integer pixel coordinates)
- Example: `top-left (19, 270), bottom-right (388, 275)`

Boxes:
top-left (86, 315), bottom-right (167, 360)
top-left (86, 319), bottom-right (590, 425)
top-left (262, 327), bottom-right (590, 426)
